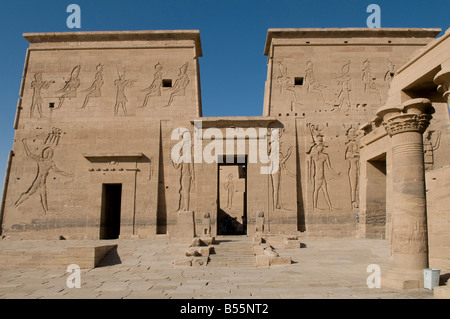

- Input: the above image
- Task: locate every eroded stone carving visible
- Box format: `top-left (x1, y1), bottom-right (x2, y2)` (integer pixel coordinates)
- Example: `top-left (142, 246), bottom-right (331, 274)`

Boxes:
top-left (202, 212), bottom-right (211, 236)
top-left (140, 62), bottom-right (163, 108)
top-left (256, 211), bottom-right (265, 233)
top-left (114, 71), bottom-right (135, 116)
top-left (334, 61), bottom-right (352, 111)
top-left (362, 59), bottom-right (382, 104)
top-left (423, 130), bottom-right (441, 170)
top-left (30, 73), bottom-right (54, 118)
top-left (276, 61), bottom-right (301, 111)
top-left (15, 131), bottom-right (72, 213)
top-left (344, 125), bottom-right (360, 209)
top-left (172, 131), bottom-right (194, 212)
top-left (306, 124), bottom-right (341, 210)
top-left (305, 60), bottom-right (326, 104)
top-left (56, 65), bottom-right (81, 109)
top-left (165, 62), bottom-right (190, 107)
top-left (225, 173), bottom-right (235, 208)
top-left (81, 63), bottom-right (103, 109)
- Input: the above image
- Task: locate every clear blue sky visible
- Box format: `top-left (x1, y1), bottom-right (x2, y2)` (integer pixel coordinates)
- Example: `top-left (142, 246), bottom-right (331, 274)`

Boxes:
top-left (0, 0), bottom-right (448, 194)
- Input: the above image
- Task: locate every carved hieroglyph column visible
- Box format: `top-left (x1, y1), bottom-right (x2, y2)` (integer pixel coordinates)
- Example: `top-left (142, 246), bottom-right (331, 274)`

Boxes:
top-left (378, 98), bottom-right (434, 289)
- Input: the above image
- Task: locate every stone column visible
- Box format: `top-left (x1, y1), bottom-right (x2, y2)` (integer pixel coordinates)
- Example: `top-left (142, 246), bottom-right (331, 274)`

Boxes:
top-left (377, 98), bottom-right (434, 289)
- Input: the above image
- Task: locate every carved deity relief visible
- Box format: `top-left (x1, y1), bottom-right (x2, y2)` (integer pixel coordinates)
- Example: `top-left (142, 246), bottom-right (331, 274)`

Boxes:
top-left (30, 73), bottom-right (55, 118)
top-left (225, 173), bottom-right (235, 208)
top-left (276, 61), bottom-right (301, 111)
top-left (81, 63), bottom-right (104, 109)
top-left (114, 71), bottom-right (135, 116)
top-left (14, 128), bottom-right (72, 213)
top-left (423, 130), bottom-right (441, 170)
top-left (334, 61), bottom-right (352, 111)
top-left (306, 124), bottom-right (341, 210)
top-left (267, 128), bottom-right (294, 210)
top-left (344, 125), bottom-right (360, 209)
top-left (139, 62), bottom-right (163, 108)
top-left (165, 62), bottom-right (190, 107)
top-left (305, 60), bottom-right (326, 104)
top-left (172, 130), bottom-right (194, 212)
top-left (362, 59), bottom-right (382, 104)
top-left (56, 65), bottom-right (81, 109)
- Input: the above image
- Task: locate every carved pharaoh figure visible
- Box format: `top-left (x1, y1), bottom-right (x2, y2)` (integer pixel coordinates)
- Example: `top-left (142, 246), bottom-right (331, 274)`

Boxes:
top-left (82, 63), bottom-right (104, 109)
top-left (14, 135), bottom-right (72, 213)
top-left (335, 61), bottom-right (352, 111)
top-left (114, 72), bottom-right (135, 116)
top-left (30, 73), bottom-right (54, 118)
top-left (140, 62), bottom-right (163, 108)
top-left (165, 62), bottom-right (190, 107)
top-left (305, 60), bottom-right (326, 104)
top-left (276, 61), bottom-right (301, 110)
top-left (307, 137), bottom-right (341, 210)
top-left (362, 59), bottom-right (382, 103)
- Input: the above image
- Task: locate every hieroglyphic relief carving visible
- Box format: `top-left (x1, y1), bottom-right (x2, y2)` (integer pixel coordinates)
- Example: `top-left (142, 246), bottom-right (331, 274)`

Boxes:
top-left (44, 127), bottom-right (63, 146)
top-left (344, 125), bottom-right (360, 209)
top-left (423, 130), bottom-right (441, 170)
top-left (334, 61), bottom-right (352, 111)
top-left (306, 124), bottom-right (341, 210)
top-left (81, 64), bottom-right (103, 109)
top-left (165, 62), bottom-right (190, 107)
top-left (362, 59), bottom-right (382, 103)
top-left (172, 130), bottom-right (194, 212)
top-left (392, 215), bottom-right (428, 254)
top-left (14, 128), bottom-right (72, 213)
top-left (139, 62), bottom-right (163, 108)
top-left (305, 60), bottom-right (326, 104)
top-left (56, 65), bottom-right (81, 109)
top-left (276, 61), bottom-right (301, 111)
top-left (30, 73), bottom-right (55, 118)
top-left (114, 71), bottom-right (135, 116)
top-left (225, 173), bottom-right (235, 208)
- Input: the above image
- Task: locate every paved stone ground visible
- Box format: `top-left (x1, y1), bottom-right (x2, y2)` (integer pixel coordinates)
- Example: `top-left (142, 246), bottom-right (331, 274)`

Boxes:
top-left (0, 236), bottom-right (437, 299)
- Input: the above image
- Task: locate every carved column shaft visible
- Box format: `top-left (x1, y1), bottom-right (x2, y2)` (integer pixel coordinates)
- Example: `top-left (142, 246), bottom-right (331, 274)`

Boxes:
top-left (378, 99), bottom-right (434, 288)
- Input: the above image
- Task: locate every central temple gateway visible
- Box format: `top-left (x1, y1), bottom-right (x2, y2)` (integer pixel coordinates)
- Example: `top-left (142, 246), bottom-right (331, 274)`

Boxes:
top-left (0, 28), bottom-right (448, 261)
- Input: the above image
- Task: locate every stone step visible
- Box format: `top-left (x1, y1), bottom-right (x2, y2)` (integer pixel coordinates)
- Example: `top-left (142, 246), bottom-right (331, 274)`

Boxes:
top-left (207, 237), bottom-right (256, 267)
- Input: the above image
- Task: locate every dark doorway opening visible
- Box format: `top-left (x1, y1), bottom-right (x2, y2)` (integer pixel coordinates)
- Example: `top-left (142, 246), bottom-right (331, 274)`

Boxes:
top-left (100, 184), bottom-right (122, 239)
top-left (217, 156), bottom-right (247, 235)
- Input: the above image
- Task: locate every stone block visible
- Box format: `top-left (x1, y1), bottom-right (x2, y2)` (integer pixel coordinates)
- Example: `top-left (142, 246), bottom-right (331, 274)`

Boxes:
top-left (173, 258), bottom-right (192, 267)
top-left (269, 256), bottom-right (292, 266)
top-left (255, 254), bottom-right (270, 266)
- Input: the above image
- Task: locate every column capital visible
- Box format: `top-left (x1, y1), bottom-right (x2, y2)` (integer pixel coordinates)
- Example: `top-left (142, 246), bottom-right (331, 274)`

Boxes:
top-left (434, 68), bottom-right (450, 100)
top-left (383, 113), bottom-right (432, 136)
top-left (378, 98), bottom-right (434, 137)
